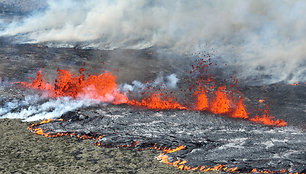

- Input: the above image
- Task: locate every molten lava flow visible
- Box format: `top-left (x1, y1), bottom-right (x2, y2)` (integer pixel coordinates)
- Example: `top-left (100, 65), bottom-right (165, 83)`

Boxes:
top-left (249, 105), bottom-right (287, 127)
top-left (196, 93), bottom-right (208, 110)
top-left (162, 145), bottom-right (186, 153)
top-left (28, 119), bottom-right (104, 139)
top-left (128, 93), bottom-right (186, 110)
top-left (210, 86), bottom-right (233, 114)
top-left (194, 85), bottom-right (209, 110)
top-left (22, 68), bottom-right (128, 104)
top-left (156, 144), bottom-right (290, 173)
top-left (28, 120), bottom-right (291, 173)
top-left (157, 145), bottom-right (239, 172)
top-left (231, 98), bottom-right (248, 119)
top-left (21, 69), bottom-right (53, 91)
top-left (21, 67), bottom-right (287, 127)
top-left (249, 106), bottom-right (287, 127)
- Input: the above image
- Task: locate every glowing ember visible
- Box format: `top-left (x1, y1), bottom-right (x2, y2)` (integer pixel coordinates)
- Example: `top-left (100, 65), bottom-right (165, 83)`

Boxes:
top-left (290, 82), bottom-right (299, 86)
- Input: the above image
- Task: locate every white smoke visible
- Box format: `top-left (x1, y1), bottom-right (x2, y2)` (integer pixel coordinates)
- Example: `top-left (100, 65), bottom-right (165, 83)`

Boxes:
top-left (166, 74), bottom-right (179, 89)
top-left (120, 73), bottom-right (179, 93)
top-left (0, 95), bottom-right (98, 122)
top-left (0, 95), bottom-right (43, 116)
top-left (1, 0), bottom-right (306, 84)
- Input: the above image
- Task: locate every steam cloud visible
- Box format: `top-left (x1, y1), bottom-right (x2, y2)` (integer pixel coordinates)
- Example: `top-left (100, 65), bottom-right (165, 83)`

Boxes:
top-left (120, 73), bottom-right (179, 93)
top-left (1, 0), bottom-right (306, 84)
top-left (0, 95), bottom-right (98, 122)
top-left (0, 73), bottom-right (179, 121)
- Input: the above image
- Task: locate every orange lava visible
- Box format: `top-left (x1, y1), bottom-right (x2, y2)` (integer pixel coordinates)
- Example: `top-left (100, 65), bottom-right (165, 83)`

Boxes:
top-left (162, 145), bottom-right (186, 153)
top-left (22, 68), bottom-right (128, 104)
top-left (157, 151), bottom-right (238, 172)
top-left (194, 85), bottom-right (209, 110)
top-left (249, 114), bottom-right (287, 127)
top-left (128, 93), bottom-right (186, 110)
top-left (290, 82), bottom-right (299, 86)
top-left (28, 119), bottom-right (294, 173)
top-left (259, 99), bottom-right (265, 103)
top-left (210, 86), bottom-right (233, 114)
top-left (21, 69), bottom-right (53, 91)
top-left (249, 105), bottom-right (287, 127)
top-left (28, 119), bottom-right (105, 140)
top-left (195, 93), bottom-right (209, 110)
top-left (231, 98), bottom-right (249, 119)
top-left (21, 67), bottom-right (287, 127)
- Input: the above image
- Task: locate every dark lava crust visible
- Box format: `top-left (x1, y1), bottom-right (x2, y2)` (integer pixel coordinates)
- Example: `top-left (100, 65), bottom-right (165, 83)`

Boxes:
top-left (31, 102), bottom-right (306, 173)
top-left (0, 41), bottom-right (306, 173)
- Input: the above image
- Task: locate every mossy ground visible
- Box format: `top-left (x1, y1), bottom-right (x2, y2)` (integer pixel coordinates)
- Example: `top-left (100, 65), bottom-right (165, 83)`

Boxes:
top-left (0, 119), bottom-right (216, 174)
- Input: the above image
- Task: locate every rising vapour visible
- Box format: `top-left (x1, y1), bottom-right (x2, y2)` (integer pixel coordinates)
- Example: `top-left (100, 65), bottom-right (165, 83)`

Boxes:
top-left (120, 73), bottom-right (179, 93)
top-left (0, 95), bottom-right (98, 122)
top-left (1, 0), bottom-right (306, 84)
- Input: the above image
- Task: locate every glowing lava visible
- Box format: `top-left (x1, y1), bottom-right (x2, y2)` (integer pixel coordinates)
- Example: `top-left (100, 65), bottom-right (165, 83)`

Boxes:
top-left (194, 85), bottom-right (209, 110)
top-left (21, 68), bottom-right (128, 104)
top-left (20, 66), bottom-right (287, 127)
top-left (128, 93), bottom-right (186, 110)
top-left (210, 86), bottom-right (233, 114)
top-left (231, 98), bottom-right (249, 119)
top-left (249, 105), bottom-right (287, 127)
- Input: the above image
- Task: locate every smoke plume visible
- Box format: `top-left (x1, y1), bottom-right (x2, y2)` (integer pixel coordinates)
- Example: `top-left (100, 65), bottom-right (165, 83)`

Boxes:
top-left (0, 95), bottom-right (98, 122)
top-left (1, 0), bottom-right (306, 84)
top-left (120, 73), bottom-right (179, 93)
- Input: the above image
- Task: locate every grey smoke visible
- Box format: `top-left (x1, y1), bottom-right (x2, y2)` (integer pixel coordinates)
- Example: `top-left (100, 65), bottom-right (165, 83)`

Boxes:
top-left (1, 0), bottom-right (306, 84)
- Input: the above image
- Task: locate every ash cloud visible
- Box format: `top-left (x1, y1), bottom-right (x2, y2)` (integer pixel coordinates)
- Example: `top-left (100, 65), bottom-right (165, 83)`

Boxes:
top-left (1, 0), bottom-right (306, 84)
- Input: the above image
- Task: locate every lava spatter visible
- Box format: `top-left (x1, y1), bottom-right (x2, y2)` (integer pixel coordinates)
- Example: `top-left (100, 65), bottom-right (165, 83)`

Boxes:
top-left (21, 68), bottom-right (128, 104)
top-left (209, 86), bottom-right (233, 114)
top-left (249, 105), bottom-right (287, 127)
top-left (231, 98), bottom-right (249, 119)
top-left (20, 65), bottom-right (287, 127)
top-left (128, 93), bottom-right (186, 110)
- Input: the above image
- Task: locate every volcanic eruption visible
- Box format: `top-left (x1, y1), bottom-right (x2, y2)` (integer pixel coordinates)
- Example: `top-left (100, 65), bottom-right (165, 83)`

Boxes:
top-left (0, 0), bottom-right (305, 173)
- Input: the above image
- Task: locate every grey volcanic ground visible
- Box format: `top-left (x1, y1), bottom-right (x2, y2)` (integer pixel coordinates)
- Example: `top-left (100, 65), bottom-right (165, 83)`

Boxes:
top-left (1, 119), bottom-right (201, 174)
top-left (0, 39), bottom-right (305, 173)
top-left (1, 2), bottom-right (305, 173)
top-left (0, 40), bottom-right (202, 174)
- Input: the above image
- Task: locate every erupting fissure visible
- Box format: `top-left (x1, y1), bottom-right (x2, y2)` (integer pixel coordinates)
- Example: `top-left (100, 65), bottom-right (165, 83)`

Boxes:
top-left (128, 93), bottom-right (186, 110)
top-left (21, 69), bottom-right (128, 104)
top-left (20, 59), bottom-right (286, 127)
top-left (209, 86), bottom-right (233, 114)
